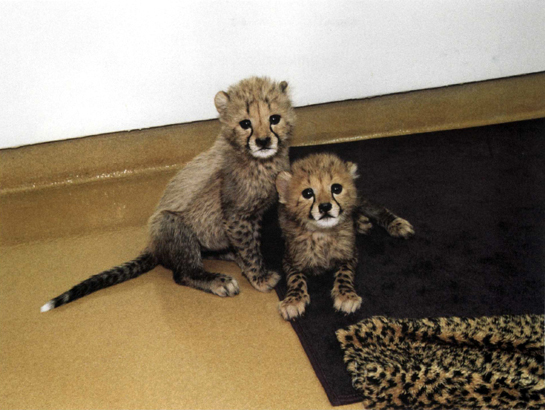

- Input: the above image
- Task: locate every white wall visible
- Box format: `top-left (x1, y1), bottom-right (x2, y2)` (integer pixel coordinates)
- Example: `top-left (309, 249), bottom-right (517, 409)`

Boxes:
top-left (1, 0), bottom-right (544, 149)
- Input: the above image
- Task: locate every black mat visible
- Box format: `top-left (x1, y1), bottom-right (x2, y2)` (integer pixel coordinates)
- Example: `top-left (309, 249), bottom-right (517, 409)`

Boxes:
top-left (261, 118), bottom-right (545, 406)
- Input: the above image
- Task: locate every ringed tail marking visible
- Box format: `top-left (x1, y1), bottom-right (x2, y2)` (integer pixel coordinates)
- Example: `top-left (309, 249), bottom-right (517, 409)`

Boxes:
top-left (40, 252), bottom-right (158, 312)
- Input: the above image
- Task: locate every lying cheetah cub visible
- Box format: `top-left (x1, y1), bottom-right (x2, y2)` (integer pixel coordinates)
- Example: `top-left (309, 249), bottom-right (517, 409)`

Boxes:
top-left (275, 153), bottom-right (414, 320)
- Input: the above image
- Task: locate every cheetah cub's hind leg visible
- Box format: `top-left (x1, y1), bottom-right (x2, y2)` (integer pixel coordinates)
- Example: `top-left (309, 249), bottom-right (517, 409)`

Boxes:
top-left (202, 250), bottom-right (236, 262)
top-left (154, 211), bottom-right (240, 297)
top-left (278, 263), bottom-right (310, 320)
top-left (331, 259), bottom-right (362, 314)
top-left (175, 271), bottom-right (240, 297)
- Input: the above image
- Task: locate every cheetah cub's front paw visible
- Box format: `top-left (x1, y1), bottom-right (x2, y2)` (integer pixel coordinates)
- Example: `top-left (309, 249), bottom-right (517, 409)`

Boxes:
top-left (210, 275), bottom-right (240, 297)
top-left (387, 217), bottom-right (415, 239)
top-left (248, 270), bottom-right (281, 293)
top-left (333, 292), bottom-right (362, 314)
top-left (278, 296), bottom-right (310, 320)
top-left (356, 214), bottom-right (373, 235)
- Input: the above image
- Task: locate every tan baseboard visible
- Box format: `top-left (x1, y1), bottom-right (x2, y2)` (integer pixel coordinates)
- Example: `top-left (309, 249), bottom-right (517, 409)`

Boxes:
top-left (1, 72), bottom-right (544, 195)
top-left (1, 73), bottom-right (544, 245)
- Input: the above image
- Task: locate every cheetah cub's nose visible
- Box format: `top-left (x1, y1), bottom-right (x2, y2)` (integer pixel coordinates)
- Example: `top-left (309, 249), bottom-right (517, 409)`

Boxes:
top-left (256, 137), bottom-right (271, 149)
top-left (319, 202), bottom-right (332, 213)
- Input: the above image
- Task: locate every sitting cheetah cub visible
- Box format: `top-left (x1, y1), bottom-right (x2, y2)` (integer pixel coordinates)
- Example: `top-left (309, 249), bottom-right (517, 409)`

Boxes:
top-left (41, 77), bottom-right (294, 312)
top-left (275, 153), bottom-right (414, 320)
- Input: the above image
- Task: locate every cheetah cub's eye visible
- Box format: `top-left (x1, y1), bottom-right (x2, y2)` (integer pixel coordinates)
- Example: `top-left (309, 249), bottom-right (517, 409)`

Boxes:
top-left (269, 115), bottom-right (281, 125)
top-left (302, 188), bottom-right (314, 199)
top-left (331, 184), bottom-right (343, 194)
top-left (239, 119), bottom-right (252, 130)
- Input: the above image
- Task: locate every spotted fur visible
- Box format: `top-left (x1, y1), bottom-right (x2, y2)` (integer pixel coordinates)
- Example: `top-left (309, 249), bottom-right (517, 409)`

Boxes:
top-left (336, 314), bottom-right (545, 409)
top-left (275, 153), bottom-right (414, 320)
top-left (41, 77), bottom-right (295, 312)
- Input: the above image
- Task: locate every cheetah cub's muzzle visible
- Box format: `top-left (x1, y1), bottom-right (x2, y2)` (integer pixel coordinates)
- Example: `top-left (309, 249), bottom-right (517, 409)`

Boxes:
top-left (312, 200), bottom-right (342, 228)
top-left (248, 134), bottom-right (279, 159)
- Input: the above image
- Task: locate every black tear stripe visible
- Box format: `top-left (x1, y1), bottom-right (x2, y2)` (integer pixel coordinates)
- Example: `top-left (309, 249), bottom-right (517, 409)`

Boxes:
top-left (270, 125), bottom-right (281, 147)
top-left (308, 195), bottom-right (317, 221)
top-left (332, 196), bottom-right (344, 216)
top-left (245, 128), bottom-right (254, 151)
top-left (269, 124), bottom-right (279, 139)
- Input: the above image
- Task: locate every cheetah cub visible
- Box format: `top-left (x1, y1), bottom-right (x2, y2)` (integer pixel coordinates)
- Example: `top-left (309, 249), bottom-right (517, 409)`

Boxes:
top-left (41, 77), bottom-right (295, 312)
top-left (275, 153), bottom-right (414, 320)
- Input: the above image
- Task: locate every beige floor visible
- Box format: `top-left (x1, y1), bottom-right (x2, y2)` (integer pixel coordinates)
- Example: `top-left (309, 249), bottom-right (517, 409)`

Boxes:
top-left (0, 169), bottom-right (364, 410)
top-left (1, 223), bottom-right (362, 409)
top-left (1, 73), bottom-right (544, 409)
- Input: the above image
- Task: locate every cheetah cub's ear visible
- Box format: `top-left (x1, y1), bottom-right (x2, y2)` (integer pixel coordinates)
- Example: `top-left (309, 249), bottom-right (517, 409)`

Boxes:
top-left (276, 171), bottom-right (292, 204)
top-left (279, 81), bottom-right (289, 93)
top-left (347, 161), bottom-right (359, 179)
top-left (214, 91), bottom-right (230, 114)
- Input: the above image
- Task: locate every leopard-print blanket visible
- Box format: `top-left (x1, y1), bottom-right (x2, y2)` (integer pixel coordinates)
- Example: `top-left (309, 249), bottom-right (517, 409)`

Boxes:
top-left (336, 315), bottom-right (544, 409)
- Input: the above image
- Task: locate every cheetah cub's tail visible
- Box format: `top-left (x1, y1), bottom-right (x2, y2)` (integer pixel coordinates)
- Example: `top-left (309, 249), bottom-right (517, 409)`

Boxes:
top-left (40, 252), bottom-right (158, 312)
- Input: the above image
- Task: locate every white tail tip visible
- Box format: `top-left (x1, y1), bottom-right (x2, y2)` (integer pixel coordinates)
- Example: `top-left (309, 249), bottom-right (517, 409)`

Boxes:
top-left (40, 301), bottom-right (54, 313)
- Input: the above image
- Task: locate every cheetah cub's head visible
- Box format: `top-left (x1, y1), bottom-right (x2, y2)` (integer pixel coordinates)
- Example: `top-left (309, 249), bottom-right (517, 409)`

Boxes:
top-left (276, 153), bottom-right (359, 229)
top-left (214, 77), bottom-right (295, 159)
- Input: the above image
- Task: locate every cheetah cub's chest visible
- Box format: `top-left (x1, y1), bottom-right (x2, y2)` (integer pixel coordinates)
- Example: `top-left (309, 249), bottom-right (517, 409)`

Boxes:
top-left (292, 228), bottom-right (354, 273)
